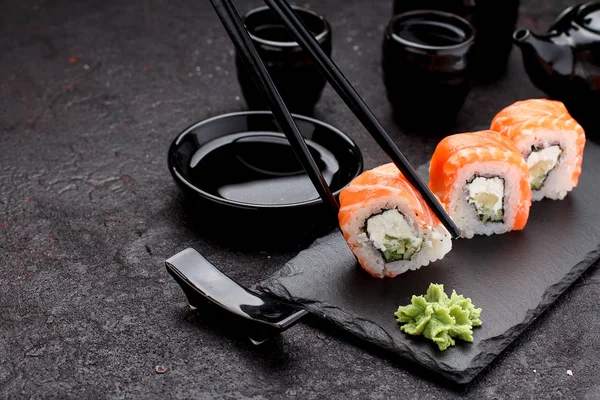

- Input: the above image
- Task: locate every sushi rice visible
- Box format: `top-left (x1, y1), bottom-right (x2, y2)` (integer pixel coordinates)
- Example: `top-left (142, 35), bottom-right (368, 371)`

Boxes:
top-left (447, 161), bottom-right (528, 238)
top-left (491, 99), bottom-right (586, 201)
top-left (341, 197), bottom-right (451, 278)
top-left (429, 131), bottom-right (532, 239)
top-left (339, 164), bottom-right (452, 278)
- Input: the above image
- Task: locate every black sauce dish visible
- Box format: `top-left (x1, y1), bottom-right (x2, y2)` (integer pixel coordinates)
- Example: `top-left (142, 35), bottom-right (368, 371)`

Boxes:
top-left (168, 111), bottom-right (363, 249)
top-left (393, 0), bottom-right (520, 83)
top-left (236, 6), bottom-right (332, 115)
top-left (382, 10), bottom-right (476, 133)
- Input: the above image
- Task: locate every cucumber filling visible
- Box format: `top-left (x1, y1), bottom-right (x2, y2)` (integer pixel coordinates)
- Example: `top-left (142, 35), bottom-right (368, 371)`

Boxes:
top-left (527, 145), bottom-right (562, 190)
top-left (365, 209), bottom-right (423, 262)
top-left (467, 176), bottom-right (504, 223)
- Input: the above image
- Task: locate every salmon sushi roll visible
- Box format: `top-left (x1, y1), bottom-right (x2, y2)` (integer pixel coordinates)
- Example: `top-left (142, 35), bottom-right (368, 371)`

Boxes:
top-left (491, 99), bottom-right (586, 201)
top-left (338, 164), bottom-right (452, 278)
top-left (429, 130), bottom-right (532, 239)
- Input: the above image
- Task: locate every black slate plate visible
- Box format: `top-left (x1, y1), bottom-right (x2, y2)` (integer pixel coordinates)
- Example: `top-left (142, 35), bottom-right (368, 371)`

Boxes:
top-left (258, 141), bottom-right (600, 385)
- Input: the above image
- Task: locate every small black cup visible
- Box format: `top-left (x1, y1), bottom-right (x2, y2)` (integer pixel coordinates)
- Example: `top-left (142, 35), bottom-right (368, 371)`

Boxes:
top-left (393, 0), bottom-right (520, 82)
top-left (237, 6), bottom-right (331, 114)
top-left (382, 10), bottom-right (476, 132)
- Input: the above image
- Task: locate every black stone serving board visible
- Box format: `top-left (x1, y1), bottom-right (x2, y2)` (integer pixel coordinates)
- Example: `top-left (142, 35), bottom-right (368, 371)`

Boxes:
top-left (258, 141), bottom-right (600, 385)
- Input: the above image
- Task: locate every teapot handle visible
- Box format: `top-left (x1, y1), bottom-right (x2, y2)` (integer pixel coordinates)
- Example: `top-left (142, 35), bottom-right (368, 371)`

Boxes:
top-left (549, 4), bottom-right (579, 33)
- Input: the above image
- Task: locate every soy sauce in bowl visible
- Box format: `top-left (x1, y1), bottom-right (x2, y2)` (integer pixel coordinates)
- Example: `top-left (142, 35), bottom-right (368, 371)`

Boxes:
top-left (190, 132), bottom-right (340, 206)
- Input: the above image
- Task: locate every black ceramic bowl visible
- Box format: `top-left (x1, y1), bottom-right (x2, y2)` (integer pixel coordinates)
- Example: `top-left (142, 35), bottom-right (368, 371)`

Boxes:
top-left (392, 0), bottom-right (520, 83)
top-left (168, 111), bottom-right (363, 249)
top-left (382, 10), bottom-right (476, 132)
top-left (236, 6), bottom-right (332, 115)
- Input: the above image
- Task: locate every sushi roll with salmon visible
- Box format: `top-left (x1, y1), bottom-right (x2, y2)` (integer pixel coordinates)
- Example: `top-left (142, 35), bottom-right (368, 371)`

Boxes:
top-left (338, 164), bottom-right (452, 278)
top-left (429, 130), bottom-right (532, 239)
top-left (491, 99), bottom-right (585, 201)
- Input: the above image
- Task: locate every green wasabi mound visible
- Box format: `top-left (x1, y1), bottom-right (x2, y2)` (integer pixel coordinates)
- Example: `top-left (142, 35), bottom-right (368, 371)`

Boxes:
top-left (394, 283), bottom-right (482, 351)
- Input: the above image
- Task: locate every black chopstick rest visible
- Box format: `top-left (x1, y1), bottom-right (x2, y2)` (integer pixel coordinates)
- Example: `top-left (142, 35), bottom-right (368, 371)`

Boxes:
top-left (165, 248), bottom-right (307, 344)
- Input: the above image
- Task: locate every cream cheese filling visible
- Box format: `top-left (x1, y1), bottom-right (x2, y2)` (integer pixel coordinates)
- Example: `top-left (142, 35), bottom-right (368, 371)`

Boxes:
top-left (527, 145), bottom-right (562, 191)
top-left (467, 176), bottom-right (504, 223)
top-left (365, 209), bottom-right (423, 262)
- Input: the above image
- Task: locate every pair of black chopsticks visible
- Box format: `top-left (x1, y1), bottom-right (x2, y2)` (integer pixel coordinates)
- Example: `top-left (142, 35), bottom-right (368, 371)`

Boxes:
top-left (208, 0), bottom-right (461, 239)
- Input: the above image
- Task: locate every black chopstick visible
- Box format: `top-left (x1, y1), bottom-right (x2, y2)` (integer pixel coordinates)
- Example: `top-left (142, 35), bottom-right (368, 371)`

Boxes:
top-left (208, 0), bottom-right (340, 220)
top-left (263, 0), bottom-right (461, 239)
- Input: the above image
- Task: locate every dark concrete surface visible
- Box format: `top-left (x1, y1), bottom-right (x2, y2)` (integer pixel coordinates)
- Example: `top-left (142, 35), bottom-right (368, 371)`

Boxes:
top-left (1, 0), bottom-right (599, 398)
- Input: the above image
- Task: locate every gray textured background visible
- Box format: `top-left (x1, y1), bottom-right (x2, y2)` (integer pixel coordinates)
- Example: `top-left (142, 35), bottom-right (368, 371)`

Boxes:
top-left (1, 0), bottom-right (599, 398)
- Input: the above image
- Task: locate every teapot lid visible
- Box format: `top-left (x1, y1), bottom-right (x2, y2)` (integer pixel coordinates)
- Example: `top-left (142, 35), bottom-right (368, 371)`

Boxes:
top-left (576, 1), bottom-right (600, 34)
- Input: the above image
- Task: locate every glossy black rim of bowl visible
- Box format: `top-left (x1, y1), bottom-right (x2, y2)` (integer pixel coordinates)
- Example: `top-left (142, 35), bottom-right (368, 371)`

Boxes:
top-left (578, 1), bottom-right (600, 33)
top-left (242, 5), bottom-right (330, 48)
top-left (387, 9), bottom-right (476, 52)
top-left (549, 4), bottom-right (579, 32)
top-left (168, 111), bottom-right (364, 210)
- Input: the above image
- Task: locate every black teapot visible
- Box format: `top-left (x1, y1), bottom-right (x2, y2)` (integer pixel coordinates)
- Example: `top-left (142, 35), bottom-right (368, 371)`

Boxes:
top-left (513, 1), bottom-right (600, 133)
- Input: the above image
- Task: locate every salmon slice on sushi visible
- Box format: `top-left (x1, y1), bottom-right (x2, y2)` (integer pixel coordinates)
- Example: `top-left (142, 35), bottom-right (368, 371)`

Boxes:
top-left (491, 99), bottom-right (586, 201)
top-left (429, 130), bottom-right (532, 239)
top-left (338, 164), bottom-right (452, 278)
